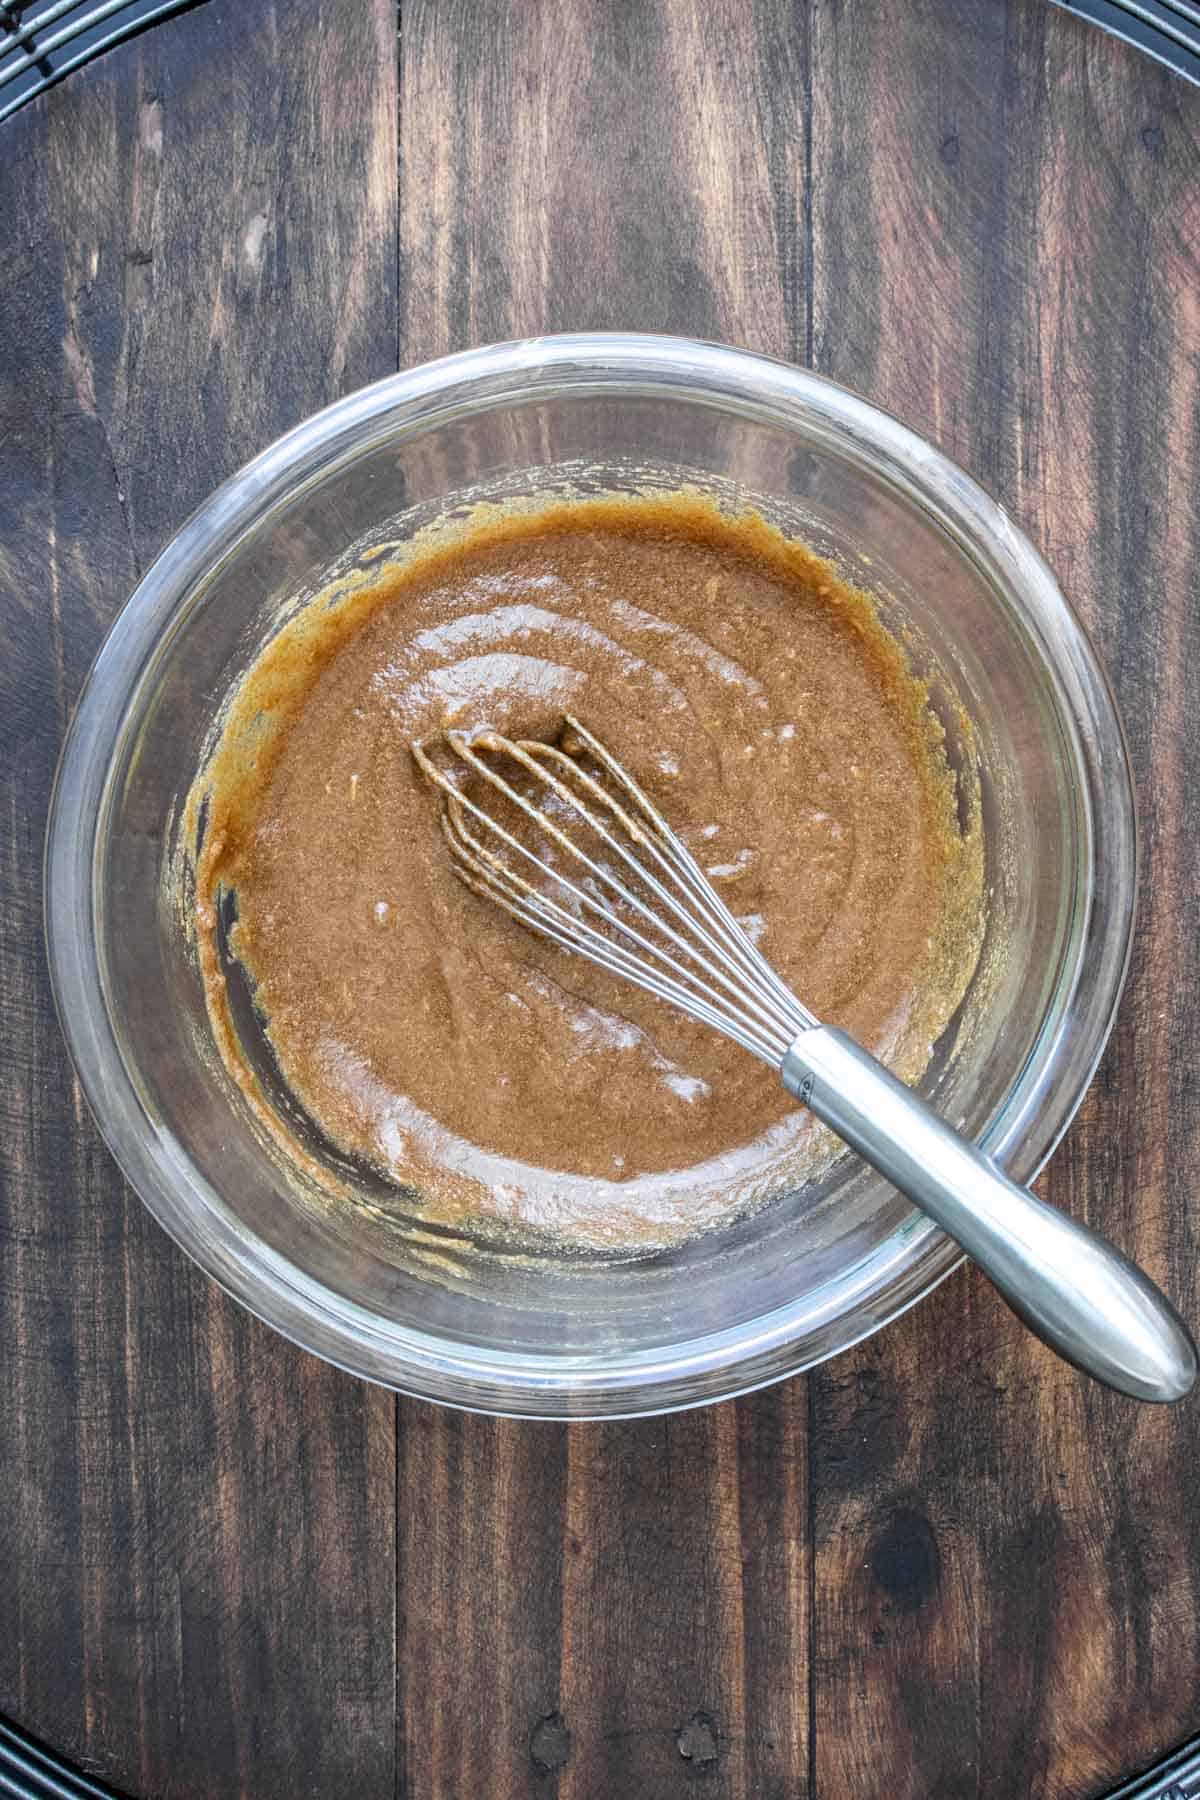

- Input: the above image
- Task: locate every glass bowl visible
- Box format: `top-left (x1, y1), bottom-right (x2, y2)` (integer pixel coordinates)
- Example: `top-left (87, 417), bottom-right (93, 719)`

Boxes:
top-left (44, 333), bottom-right (1136, 1417)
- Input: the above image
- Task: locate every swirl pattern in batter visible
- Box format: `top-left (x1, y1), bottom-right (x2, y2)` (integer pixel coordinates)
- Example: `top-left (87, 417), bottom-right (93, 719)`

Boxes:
top-left (195, 494), bottom-right (982, 1251)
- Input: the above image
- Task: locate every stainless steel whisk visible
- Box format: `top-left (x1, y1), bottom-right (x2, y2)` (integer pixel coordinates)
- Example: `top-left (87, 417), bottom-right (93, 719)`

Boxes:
top-left (413, 715), bottom-right (1196, 1402)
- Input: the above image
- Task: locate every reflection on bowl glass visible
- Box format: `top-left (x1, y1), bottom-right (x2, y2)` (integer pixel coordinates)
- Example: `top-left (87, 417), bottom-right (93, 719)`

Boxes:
top-left (45, 335), bottom-right (1135, 1417)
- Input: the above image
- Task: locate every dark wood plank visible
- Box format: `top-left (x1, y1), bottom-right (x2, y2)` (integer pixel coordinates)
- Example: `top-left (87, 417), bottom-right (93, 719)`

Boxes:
top-left (558, 1395), bottom-right (810, 1800)
top-left (809, 3), bottom-right (1200, 1797)
top-left (394, 1411), bottom-right (569, 1799)
top-left (398, 0), bottom-right (808, 359)
top-left (0, 5), bottom-right (399, 1797)
top-left (396, 6), bottom-right (812, 1797)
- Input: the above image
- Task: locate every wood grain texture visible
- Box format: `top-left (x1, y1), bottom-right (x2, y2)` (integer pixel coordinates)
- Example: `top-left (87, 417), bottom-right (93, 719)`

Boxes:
top-left (0, 2), bottom-right (1198, 1798)
top-left (398, 0), bottom-right (809, 357)
top-left (0, 5), bottom-right (399, 1798)
top-left (808, 5), bottom-right (1200, 1798)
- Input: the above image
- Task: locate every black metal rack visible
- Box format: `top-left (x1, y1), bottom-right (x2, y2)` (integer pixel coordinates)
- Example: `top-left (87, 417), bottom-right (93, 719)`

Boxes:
top-left (0, 0), bottom-right (207, 123)
top-left (1050, 0), bottom-right (1200, 82)
top-left (0, 1717), bottom-right (130, 1799)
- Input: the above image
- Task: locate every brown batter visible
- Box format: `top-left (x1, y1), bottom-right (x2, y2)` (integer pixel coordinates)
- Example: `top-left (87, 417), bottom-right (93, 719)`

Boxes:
top-left (193, 494), bottom-right (982, 1252)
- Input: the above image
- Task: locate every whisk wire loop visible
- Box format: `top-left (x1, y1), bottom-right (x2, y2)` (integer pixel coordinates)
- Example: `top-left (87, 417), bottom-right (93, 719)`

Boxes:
top-left (440, 791), bottom-right (793, 1065)
top-left (411, 716), bottom-right (814, 1066)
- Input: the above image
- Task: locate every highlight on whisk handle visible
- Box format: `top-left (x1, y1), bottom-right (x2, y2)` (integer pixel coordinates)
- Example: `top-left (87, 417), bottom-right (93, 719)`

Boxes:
top-left (781, 1027), bottom-right (1198, 1403)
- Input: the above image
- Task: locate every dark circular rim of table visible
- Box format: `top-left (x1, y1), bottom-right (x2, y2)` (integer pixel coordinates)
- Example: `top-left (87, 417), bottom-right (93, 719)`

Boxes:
top-left (2, 2), bottom-right (1198, 1797)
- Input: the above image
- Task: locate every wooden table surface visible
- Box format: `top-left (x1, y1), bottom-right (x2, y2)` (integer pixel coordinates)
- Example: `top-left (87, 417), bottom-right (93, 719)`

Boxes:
top-left (2, 3), bottom-right (1199, 1796)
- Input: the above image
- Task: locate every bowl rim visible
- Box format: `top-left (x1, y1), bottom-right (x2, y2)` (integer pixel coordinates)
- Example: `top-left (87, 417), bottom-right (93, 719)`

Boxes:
top-left (43, 331), bottom-right (1137, 1417)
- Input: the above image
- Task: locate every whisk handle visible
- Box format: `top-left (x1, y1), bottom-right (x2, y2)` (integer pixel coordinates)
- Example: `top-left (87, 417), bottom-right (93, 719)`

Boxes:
top-left (781, 1027), bottom-right (1197, 1402)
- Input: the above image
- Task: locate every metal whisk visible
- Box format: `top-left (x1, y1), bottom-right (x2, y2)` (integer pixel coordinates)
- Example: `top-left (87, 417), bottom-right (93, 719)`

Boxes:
top-left (413, 715), bottom-right (1196, 1403)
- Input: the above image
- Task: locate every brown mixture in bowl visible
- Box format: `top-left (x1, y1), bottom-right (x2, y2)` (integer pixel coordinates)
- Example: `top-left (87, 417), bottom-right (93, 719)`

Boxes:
top-left (193, 493), bottom-right (982, 1252)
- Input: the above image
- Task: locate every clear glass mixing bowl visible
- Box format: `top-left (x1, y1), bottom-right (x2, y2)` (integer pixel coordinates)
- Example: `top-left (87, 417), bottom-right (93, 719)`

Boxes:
top-left (44, 334), bottom-right (1136, 1417)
